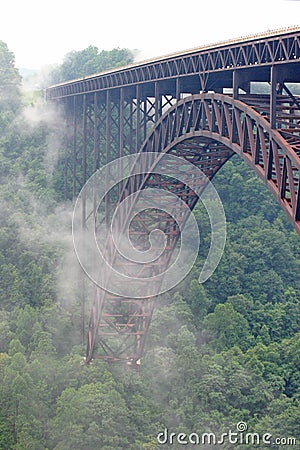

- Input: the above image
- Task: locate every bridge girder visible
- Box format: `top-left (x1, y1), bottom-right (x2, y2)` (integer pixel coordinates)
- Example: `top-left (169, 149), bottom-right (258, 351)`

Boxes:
top-left (46, 27), bottom-right (300, 99)
top-left (81, 92), bottom-right (300, 366)
top-left (46, 28), bottom-right (300, 367)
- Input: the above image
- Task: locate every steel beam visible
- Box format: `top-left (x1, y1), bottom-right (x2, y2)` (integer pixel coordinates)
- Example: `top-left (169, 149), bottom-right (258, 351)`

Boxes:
top-left (46, 27), bottom-right (300, 100)
top-left (47, 28), bottom-right (300, 368)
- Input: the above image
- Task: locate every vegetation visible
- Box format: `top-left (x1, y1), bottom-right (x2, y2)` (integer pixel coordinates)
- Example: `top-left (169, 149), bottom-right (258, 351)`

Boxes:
top-left (0, 41), bottom-right (299, 449)
top-left (49, 46), bottom-right (135, 84)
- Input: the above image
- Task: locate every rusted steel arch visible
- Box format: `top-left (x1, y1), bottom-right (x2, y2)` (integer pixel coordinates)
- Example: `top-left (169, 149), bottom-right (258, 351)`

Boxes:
top-left (133, 92), bottom-right (300, 235)
top-left (85, 140), bottom-right (231, 365)
top-left (85, 92), bottom-right (300, 365)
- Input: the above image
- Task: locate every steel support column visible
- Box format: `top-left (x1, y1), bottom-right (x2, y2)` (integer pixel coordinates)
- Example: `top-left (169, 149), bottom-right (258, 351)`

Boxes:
top-left (233, 69), bottom-right (251, 99)
top-left (105, 90), bottom-right (111, 225)
top-left (270, 65), bottom-right (278, 129)
top-left (72, 96), bottom-right (77, 200)
top-left (136, 85), bottom-right (141, 152)
top-left (155, 82), bottom-right (162, 122)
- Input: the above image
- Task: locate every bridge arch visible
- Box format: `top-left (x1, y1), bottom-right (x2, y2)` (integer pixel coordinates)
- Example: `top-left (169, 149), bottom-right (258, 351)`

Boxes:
top-left (133, 92), bottom-right (300, 235)
top-left (83, 92), bottom-right (300, 364)
top-left (45, 27), bottom-right (300, 365)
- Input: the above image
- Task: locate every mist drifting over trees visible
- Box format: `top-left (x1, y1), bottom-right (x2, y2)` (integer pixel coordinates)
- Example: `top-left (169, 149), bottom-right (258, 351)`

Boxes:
top-left (0, 41), bottom-right (299, 449)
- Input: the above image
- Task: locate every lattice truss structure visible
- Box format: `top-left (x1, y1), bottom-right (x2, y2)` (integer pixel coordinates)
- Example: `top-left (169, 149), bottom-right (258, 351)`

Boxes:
top-left (46, 28), bottom-right (300, 367)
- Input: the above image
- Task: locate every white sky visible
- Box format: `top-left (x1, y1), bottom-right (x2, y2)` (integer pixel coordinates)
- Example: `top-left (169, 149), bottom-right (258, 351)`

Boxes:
top-left (1, 0), bottom-right (299, 69)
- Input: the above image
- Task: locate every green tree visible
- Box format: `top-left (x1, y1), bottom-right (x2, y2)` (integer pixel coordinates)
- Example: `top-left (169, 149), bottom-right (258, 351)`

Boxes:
top-left (0, 41), bottom-right (21, 117)
top-left (49, 46), bottom-right (135, 84)
top-left (186, 279), bottom-right (211, 320)
top-left (0, 352), bottom-right (48, 449)
top-left (50, 381), bottom-right (131, 449)
top-left (203, 303), bottom-right (254, 352)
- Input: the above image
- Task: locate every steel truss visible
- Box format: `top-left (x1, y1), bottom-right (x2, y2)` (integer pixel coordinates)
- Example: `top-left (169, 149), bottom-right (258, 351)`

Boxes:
top-left (46, 28), bottom-right (300, 367)
top-left (83, 91), bottom-right (300, 366)
top-left (46, 27), bottom-right (300, 99)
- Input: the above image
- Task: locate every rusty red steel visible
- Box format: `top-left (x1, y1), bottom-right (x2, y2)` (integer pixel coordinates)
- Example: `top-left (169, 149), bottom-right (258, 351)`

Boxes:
top-left (46, 27), bottom-right (300, 367)
top-left (46, 27), bottom-right (300, 99)
top-left (84, 92), bottom-right (300, 365)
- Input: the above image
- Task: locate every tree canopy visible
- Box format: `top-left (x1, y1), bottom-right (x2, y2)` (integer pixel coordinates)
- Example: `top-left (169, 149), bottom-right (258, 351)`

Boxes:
top-left (0, 41), bottom-right (299, 449)
top-left (0, 41), bottom-right (22, 120)
top-left (49, 46), bottom-right (135, 84)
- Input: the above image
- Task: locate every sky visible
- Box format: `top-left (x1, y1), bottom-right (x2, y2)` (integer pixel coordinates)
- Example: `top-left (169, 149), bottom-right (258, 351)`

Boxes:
top-left (0, 0), bottom-right (299, 69)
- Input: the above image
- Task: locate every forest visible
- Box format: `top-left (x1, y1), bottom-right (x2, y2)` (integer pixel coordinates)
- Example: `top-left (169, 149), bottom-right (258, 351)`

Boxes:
top-left (0, 41), bottom-right (299, 449)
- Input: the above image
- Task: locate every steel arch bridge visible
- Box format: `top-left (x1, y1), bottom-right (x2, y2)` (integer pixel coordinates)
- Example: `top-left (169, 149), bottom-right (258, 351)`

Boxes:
top-left (46, 27), bottom-right (300, 368)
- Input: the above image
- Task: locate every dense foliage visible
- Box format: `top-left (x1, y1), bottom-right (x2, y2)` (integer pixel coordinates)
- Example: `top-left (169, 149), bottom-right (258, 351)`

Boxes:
top-left (0, 41), bottom-right (21, 118)
top-left (49, 46), bottom-right (135, 84)
top-left (0, 41), bottom-right (299, 449)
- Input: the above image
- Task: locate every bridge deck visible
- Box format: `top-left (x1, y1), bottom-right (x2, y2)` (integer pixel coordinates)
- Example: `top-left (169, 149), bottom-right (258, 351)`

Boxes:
top-left (46, 26), bottom-right (300, 99)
